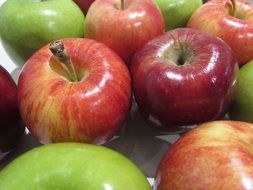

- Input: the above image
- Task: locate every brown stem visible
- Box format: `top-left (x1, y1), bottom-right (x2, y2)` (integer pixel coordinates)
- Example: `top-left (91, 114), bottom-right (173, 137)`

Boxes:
top-left (121, 0), bottom-right (124, 10)
top-left (49, 41), bottom-right (78, 82)
top-left (231, 0), bottom-right (236, 16)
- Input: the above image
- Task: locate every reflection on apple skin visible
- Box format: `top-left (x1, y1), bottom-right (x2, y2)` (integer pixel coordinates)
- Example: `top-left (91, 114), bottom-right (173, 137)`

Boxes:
top-left (84, 0), bottom-right (165, 64)
top-left (154, 121), bottom-right (253, 190)
top-left (187, 0), bottom-right (253, 66)
top-left (131, 28), bottom-right (239, 133)
top-left (17, 38), bottom-right (132, 145)
top-left (0, 143), bottom-right (152, 190)
top-left (0, 0), bottom-right (85, 66)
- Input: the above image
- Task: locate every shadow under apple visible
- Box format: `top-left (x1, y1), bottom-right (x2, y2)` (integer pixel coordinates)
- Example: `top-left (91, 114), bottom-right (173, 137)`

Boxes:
top-left (104, 101), bottom-right (180, 177)
top-left (0, 129), bottom-right (41, 169)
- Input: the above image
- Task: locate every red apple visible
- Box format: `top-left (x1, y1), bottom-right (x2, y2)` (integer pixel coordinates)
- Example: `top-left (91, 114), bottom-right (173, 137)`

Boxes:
top-left (130, 28), bottom-right (238, 132)
top-left (154, 120), bottom-right (253, 190)
top-left (17, 38), bottom-right (132, 145)
top-left (187, 0), bottom-right (253, 66)
top-left (74, 0), bottom-right (95, 15)
top-left (84, 0), bottom-right (165, 64)
top-left (0, 65), bottom-right (25, 155)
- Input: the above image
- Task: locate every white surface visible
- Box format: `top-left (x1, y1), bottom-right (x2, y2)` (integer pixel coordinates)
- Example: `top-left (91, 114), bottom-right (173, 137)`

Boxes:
top-left (0, 43), bottom-right (16, 74)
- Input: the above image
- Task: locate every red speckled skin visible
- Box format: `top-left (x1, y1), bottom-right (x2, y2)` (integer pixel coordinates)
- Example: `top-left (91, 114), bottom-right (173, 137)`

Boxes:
top-left (84, 0), bottom-right (165, 64)
top-left (131, 28), bottom-right (238, 131)
top-left (187, 0), bottom-right (253, 66)
top-left (154, 120), bottom-right (253, 190)
top-left (0, 65), bottom-right (24, 153)
top-left (18, 38), bottom-right (132, 144)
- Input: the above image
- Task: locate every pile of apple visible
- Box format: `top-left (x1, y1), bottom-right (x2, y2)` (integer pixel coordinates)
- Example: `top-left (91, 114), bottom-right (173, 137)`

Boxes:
top-left (0, 0), bottom-right (253, 189)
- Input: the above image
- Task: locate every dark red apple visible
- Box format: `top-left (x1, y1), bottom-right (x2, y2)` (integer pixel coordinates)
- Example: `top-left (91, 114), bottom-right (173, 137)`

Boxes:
top-left (130, 28), bottom-right (238, 132)
top-left (17, 38), bottom-right (132, 145)
top-left (154, 120), bottom-right (253, 190)
top-left (74, 0), bottom-right (95, 15)
top-left (84, 0), bottom-right (165, 64)
top-left (0, 65), bottom-right (25, 155)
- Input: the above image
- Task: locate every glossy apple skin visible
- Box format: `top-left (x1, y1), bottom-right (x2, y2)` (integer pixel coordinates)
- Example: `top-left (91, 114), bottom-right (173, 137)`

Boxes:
top-left (187, 0), bottom-right (253, 66)
top-left (0, 0), bottom-right (85, 66)
top-left (18, 38), bottom-right (132, 144)
top-left (0, 143), bottom-right (151, 189)
top-left (229, 60), bottom-right (253, 122)
top-left (0, 65), bottom-right (24, 155)
top-left (154, 0), bottom-right (202, 31)
top-left (74, 0), bottom-right (95, 15)
top-left (131, 28), bottom-right (238, 132)
top-left (154, 120), bottom-right (253, 190)
top-left (84, 0), bottom-right (164, 64)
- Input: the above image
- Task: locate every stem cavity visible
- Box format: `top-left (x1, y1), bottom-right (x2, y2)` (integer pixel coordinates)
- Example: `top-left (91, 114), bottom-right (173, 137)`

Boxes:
top-left (165, 33), bottom-right (193, 66)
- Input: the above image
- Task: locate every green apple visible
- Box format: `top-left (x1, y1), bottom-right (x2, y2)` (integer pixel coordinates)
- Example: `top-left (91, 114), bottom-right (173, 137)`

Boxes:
top-left (229, 60), bottom-right (253, 122)
top-left (154, 0), bottom-right (202, 31)
top-left (0, 0), bottom-right (85, 66)
top-left (0, 143), bottom-right (151, 190)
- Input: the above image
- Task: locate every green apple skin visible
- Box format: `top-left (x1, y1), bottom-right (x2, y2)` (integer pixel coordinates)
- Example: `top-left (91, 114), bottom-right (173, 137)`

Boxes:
top-left (154, 0), bottom-right (202, 31)
top-left (0, 143), bottom-right (151, 190)
top-left (229, 60), bottom-right (253, 122)
top-left (0, 0), bottom-right (85, 66)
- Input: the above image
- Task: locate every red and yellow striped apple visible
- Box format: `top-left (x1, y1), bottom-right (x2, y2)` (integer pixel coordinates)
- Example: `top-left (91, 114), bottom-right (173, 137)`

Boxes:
top-left (187, 0), bottom-right (253, 66)
top-left (84, 0), bottom-right (165, 64)
top-left (155, 120), bottom-right (253, 190)
top-left (17, 38), bottom-right (132, 145)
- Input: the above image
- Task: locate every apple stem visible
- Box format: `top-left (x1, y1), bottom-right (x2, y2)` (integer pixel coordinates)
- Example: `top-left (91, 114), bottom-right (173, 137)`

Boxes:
top-left (231, 0), bottom-right (236, 16)
top-left (49, 41), bottom-right (78, 82)
top-left (121, 0), bottom-right (124, 10)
